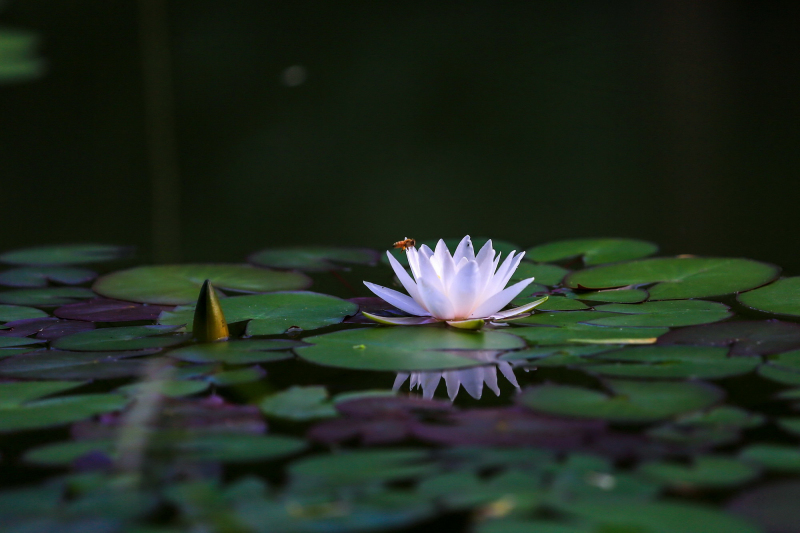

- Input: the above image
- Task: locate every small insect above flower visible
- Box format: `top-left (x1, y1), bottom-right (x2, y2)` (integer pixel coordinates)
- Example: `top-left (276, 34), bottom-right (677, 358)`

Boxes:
top-left (393, 237), bottom-right (416, 251)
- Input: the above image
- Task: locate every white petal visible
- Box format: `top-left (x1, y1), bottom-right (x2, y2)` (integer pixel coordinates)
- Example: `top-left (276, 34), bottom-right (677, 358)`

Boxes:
top-left (474, 239), bottom-right (494, 267)
top-left (459, 367), bottom-right (484, 399)
top-left (437, 372), bottom-right (455, 400)
top-left (419, 244), bottom-right (434, 260)
top-left (421, 372), bottom-right (442, 400)
top-left (485, 251), bottom-right (518, 296)
top-left (393, 373), bottom-right (409, 391)
top-left (386, 251), bottom-right (423, 302)
top-left (417, 249), bottom-right (446, 294)
top-left (476, 251), bottom-right (502, 302)
top-left (468, 277), bottom-right (536, 319)
top-left (489, 251), bottom-right (526, 296)
top-left (407, 247), bottom-right (422, 280)
top-left (484, 366), bottom-right (501, 396)
top-left (453, 236), bottom-right (475, 263)
top-left (435, 240), bottom-right (456, 291)
top-left (497, 362), bottom-right (520, 389)
top-left (447, 260), bottom-right (481, 318)
top-left (489, 295), bottom-right (547, 320)
top-left (363, 281), bottom-right (430, 316)
top-left (418, 277), bottom-right (456, 320)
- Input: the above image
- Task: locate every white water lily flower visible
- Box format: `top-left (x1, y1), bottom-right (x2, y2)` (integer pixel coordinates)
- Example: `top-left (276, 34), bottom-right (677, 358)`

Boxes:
top-left (363, 236), bottom-right (547, 329)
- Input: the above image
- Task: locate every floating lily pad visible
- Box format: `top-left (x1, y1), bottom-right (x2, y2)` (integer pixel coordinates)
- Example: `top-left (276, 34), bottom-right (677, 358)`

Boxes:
top-left (168, 339), bottom-right (299, 364)
top-left (287, 449), bottom-right (438, 489)
top-left (739, 445), bottom-right (800, 473)
top-left (205, 367), bottom-right (266, 386)
top-left (675, 406), bottom-right (765, 429)
top-left (511, 324), bottom-right (667, 345)
top-left (519, 296), bottom-right (589, 311)
top-left (159, 291), bottom-right (357, 335)
top-left (510, 262), bottom-right (569, 286)
top-left (0, 350), bottom-right (156, 379)
top-left (52, 325), bottom-right (186, 351)
top-left (777, 418), bottom-right (800, 437)
top-left (587, 346), bottom-right (759, 379)
top-left (565, 257), bottom-right (779, 300)
top-left (260, 386), bottom-right (338, 421)
top-left (249, 246), bottom-right (379, 271)
top-left (573, 288), bottom-right (649, 303)
top-left (0, 335), bottom-right (44, 348)
top-left (0, 317), bottom-right (95, 340)
top-left (586, 300), bottom-right (732, 327)
top-left (117, 379), bottom-right (209, 398)
top-left (0, 244), bottom-right (130, 266)
top-left (0, 381), bottom-right (84, 408)
top-left (24, 434), bottom-right (307, 465)
top-left (386, 238), bottom-right (521, 266)
top-left (0, 266), bottom-right (97, 288)
top-left (518, 379), bottom-right (724, 423)
top-left (738, 276), bottom-right (800, 317)
top-left (757, 349), bottom-right (800, 385)
top-left (0, 393), bottom-right (128, 432)
top-left (93, 264), bottom-right (311, 305)
top-left (476, 520), bottom-right (593, 533)
top-left (510, 310), bottom-right (617, 326)
top-left (54, 298), bottom-right (172, 322)
top-left (637, 456), bottom-right (760, 488)
top-left (658, 320), bottom-right (800, 356)
top-left (526, 238), bottom-right (658, 265)
top-left (559, 500), bottom-right (761, 533)
top-left (0, 287), bottom-right (96, 306)
top-left (295, 327), bottom-right (524, 371)
top-left (499, 344), bottom-right (616, 362)
top-left (0, 304), bottom-right (48, 323)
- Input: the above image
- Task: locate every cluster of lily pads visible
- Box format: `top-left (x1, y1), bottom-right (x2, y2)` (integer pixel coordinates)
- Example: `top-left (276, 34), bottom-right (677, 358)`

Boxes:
top-left (1, 239), bottom-right (799, 532)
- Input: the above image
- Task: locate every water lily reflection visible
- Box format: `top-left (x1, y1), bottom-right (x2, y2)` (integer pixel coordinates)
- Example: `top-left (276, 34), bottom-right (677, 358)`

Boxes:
top-left (393, 352), bottom-right (519, 401)
top-left (364, 236), bottom-right (544, 329)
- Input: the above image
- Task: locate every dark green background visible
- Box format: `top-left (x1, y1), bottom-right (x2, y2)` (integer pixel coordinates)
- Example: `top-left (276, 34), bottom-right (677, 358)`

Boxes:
top-left (2, 1), bottom-right (799, 271)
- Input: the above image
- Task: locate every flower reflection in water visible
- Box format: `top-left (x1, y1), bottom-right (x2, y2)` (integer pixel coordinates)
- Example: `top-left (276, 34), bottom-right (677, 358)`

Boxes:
top-left (393, 351), bottom-right (519, 401)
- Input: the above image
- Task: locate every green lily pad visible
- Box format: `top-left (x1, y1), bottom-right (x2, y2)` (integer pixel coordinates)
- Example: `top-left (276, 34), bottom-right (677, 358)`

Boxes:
top-left (287, 449), bottom-right (438, 489)
top-left (52, 325), bottom-right (187, 351)
top-left (637, 456), bottom-right (760, 488)
top-left (0, 304), bottom-right (49, 322)
top-left (777, 418), bottom-right (800, 436)
top-left (523, 296), bottom-right (589, 311)
top-left (565, 257), bottom-right (779, 300)
top-left (510, 262), bottom-right (569, 286)
top-left (499, 344), bottom-right (616, 362)
top-left (0, 287), bottom-right (96, 306)
top-left (0, 381), bottom-right (84, 408)
top-left (249, 246), bottom-right (378, 271)
top-left (518, 379), bottom-right (724, 423)
top-left (295, 327), bottom-right (524, 371)
top-left (476, 520), bottom-right (592, 533)
top-left (118, 379), bottom-right (210, 398)
top-left (0, 393), bottom-right (128, 432)
top-left (159, 291), bottom-right (357, 335)
top-left (587, 346), bottom-right (759, 379)
top-left (757, 349), bottom-right (800, 385)
top-left (259, 386), bottom-right (338, 421)
top-left (526, 238), bottom-right (658, 265)
top-left (205, 367), bottom-right (265, 386)
top-left (0, 244), bottom-right (130, 266)
top-left (24, 434), bottom-right (307, 465)
top-left (93, 264), bottom-right (311, 305)
top-left (0, 336), bottom-right (44, 348)
top-left (0, 349), bottom-right (154, 379)
top-left (675, 406), bottom-right (765, 429)
top-left (558, 500), bottom-right (761, 533)
top-left (510, 324), bottom-right (668, 345)
top-left (573, 288), bottom-right (649, 303)
top-left (167, 339), bottom-right (299, 364)
top-left (586, 300), bottom-right (732, 327)
top-left (386, 238), bottom-right (521, 266)
top-left (0, 266), bottom-right (97, 288)
top-left (739, 445), bottom-right (800, 473)
top-left (738, 277), bottom-right (800, 317)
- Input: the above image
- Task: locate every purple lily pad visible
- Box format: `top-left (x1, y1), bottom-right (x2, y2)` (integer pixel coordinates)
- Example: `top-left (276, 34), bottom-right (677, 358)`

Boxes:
top-left (54, 298), bottom-right (173, 322)
top-left (0, 317), bottom-right (95, 340)
top-left (657, 319), bottom-right (800, 356)
top-left (344, 296), bottom-right (404, 324)
top-left (308, 396), bottom-right (454, 445)
top-left (727, 480), bottom-right (800, 533)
